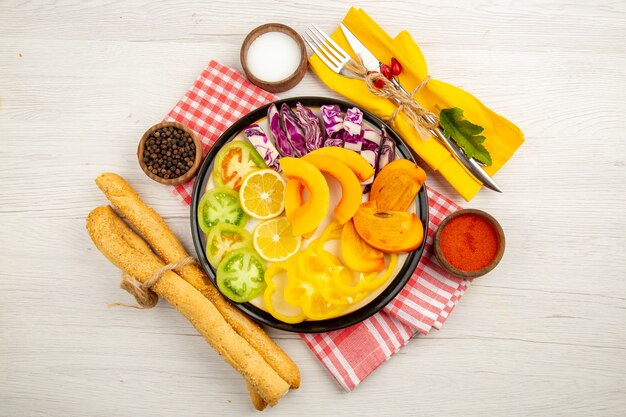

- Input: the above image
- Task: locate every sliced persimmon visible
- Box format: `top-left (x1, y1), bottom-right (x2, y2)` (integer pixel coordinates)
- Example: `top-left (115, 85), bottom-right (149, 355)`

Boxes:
top-left (353, 203), bottom-right (424, 253)
top-left (341, 219), bottom-right (385, 272)
top-left (370, 159), bottom-right (426, 211)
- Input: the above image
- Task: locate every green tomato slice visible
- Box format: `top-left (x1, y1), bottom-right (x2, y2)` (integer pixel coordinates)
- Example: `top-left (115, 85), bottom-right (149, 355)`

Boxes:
top-left (212, 140), bottom-right (267, 190)
top-left (216, 248), bottom-right (266, 303)
top-left (197, 187), bottom-right (248, 233)
top-left (205, 223), bottom-right (252, 268)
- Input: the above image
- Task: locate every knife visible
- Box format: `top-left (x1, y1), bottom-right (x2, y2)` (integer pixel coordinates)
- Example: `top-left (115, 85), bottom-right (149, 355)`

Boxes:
top-left (340, 23), bottom-right (503, 193)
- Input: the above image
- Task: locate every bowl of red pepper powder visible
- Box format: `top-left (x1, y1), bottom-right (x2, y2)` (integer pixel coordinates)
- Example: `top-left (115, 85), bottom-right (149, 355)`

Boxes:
top-left (434, 209), bottom-right (505, 278)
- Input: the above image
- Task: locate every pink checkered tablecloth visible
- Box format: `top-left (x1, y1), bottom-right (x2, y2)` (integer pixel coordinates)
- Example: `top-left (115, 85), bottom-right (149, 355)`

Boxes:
top-left (164, 60), bottom-right (469, 391)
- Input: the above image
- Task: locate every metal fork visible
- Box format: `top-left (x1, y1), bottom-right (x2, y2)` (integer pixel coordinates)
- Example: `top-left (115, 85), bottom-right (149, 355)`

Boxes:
top-left (303, 24), bottom-right (360, 79)
top-left (303, 24), bottom-right (503, 192)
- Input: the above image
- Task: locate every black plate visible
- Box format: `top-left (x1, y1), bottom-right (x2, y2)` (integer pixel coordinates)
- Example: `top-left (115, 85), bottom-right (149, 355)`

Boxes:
top-left (190, 96), bottom-right (429, 333)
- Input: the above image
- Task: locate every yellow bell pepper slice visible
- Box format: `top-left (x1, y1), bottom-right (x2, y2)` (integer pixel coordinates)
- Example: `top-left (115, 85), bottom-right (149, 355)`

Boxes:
top-left (284, 258), bottom-right (346, 320)
top-left (263, 222), bottom-right (402, 323)
top-left (263, 262), bottom-right (306, 324)
top-left (361, 253), bottom-right (399, 291)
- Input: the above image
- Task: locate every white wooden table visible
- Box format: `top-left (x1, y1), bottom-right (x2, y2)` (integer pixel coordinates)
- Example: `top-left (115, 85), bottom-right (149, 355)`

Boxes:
top-left (1, 1), bottom-right (625, 416)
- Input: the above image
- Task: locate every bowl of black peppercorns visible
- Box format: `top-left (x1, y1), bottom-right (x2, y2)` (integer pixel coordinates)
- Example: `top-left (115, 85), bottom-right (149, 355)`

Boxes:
top-left (137, 121), bottom-right (203, 186)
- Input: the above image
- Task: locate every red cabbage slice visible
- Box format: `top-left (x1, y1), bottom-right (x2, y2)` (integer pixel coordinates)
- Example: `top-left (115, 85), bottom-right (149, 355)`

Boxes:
top-left (295, 102), bottom-right (324, 152)
top-left (362, 128), bottom-right (382, 151)
top-left (378, 127), bottom-right (396, 170)
top-left (360, 128), bottom-right (382, 185)
top-left (280, 103), bottom-right (307, 156)
top-left (324, 134), bottom-right (345, 147)
top-left (243, 124), bottom-right (282, 172)
top-left (320, 104), bottom-right (344, 147)
top-left (267, 103), bottom-right (296, 157)
top-left (342, 107), bottom-right (364, 152)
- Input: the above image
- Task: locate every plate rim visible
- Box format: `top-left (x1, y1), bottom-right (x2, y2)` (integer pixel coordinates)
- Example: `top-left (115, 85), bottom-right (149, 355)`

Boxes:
top-left (190, 96), bottom-right (429, 333)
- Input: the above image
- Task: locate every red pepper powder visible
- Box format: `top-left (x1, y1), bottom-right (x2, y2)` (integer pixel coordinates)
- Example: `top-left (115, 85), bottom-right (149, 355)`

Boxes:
top-left (439, 213), bottom-right (499, 272)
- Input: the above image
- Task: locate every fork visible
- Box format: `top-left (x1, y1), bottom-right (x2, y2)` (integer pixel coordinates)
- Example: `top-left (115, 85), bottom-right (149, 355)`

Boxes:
top-left (303, 24), bottom-right (361, 79)
top-left (304, 24), bottom-right (432, 108)
top-left (302, 24), bottom-right (503, 192)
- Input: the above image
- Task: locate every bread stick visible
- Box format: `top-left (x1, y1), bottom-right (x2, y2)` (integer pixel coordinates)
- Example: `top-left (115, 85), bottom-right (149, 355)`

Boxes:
top-left (107, 203), bottom-right (269, 409)
top-left (87, 206), bottom-right (289, 406)
top-left (95, 173), bottom-right (301, 389)
top-left (248, 382), bottom-right (268, 411)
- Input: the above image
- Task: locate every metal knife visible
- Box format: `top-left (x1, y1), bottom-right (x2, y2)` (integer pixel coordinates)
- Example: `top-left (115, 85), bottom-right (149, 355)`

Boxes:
top-left (340, 23), bottom-right (502, 193)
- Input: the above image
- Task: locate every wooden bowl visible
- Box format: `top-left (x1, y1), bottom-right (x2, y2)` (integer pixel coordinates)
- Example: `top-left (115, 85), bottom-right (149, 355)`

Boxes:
top-left (240, 23), bottom-right (308, 93)
top-left (137, 121), bottom-right (203, 186)
top-left (433, 209), bottom-right (506, 278)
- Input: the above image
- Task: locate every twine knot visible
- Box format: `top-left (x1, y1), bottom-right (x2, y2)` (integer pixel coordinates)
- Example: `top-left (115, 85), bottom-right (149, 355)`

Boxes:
top-left (344, 56), bottom-right (439, 139)
top-left (108, 256), bottom-right (196, 309)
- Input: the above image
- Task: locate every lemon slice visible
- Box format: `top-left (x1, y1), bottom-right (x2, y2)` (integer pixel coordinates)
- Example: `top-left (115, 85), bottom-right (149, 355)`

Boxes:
top-left (253, 217), bottom-right (301, 262)
top-left (239, 169), bottom-right (286, 220)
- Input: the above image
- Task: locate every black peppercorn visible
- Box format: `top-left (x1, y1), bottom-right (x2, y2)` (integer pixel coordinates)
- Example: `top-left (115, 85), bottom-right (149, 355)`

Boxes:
top-left (143, 125), bottom-right (196, 180)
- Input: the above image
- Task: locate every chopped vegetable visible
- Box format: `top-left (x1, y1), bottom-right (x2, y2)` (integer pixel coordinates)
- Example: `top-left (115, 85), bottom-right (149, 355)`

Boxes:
top-left (280, 104), bottom-right (307, 155)
top-left (283, 258), bottom-right (346, 320)
top-left (324, 136), bottom-right (344, 148)
top-left (320, 104), bottom-right (344, 147)
top-left (282, 224), bottom-right (354, 318)
top-left (267, 103), bottom-right (296, 157)
top-left (263, 263), bottom-right (307, 324)
top-left (262, 222), bottom-right (400, 322)
top-left (360, 128), bottom-right (382, 185)
top-left (280, 157), bottom-right (330, 237)
top-left (295, 102), bottom-right (323, 152)
top-left (243, 124), bottom-right (282, 171)
top-left (308, 147), bottom-right (375, 182)
top-left (205, 223), bottom-right (252, 267)
top-left (212, 140), bottom-right (267, 190)
top-left (362, 128), bottom-right (382, 153)
top-left (320, 104), bottom-right (343, 136)
top-left (216, 248), bottom-right (266, 303)
top-left (342, 107), bottom-right (364, 152)
top-left (377, 127), bottom-right (396, 171)
top-left (198, 187), bottom-right (248, 233)
top-left (301, 154), bottom-right (361, 225)
top-left (284, 179), bottom-right (304, 219)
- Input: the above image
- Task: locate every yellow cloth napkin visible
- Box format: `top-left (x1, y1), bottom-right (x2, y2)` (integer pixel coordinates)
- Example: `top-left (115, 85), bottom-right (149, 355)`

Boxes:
top-left (308, 7), bottom-right (524, 201)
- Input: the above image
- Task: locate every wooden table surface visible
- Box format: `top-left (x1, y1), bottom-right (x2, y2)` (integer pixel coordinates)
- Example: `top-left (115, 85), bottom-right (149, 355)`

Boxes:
top-left (1, 1), bottom-right (625, 416)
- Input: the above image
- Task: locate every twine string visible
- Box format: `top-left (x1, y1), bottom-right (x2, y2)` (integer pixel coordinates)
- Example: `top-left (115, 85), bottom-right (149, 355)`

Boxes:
top-left (108, 256), bottom-right (196, 309)
top-left (344, 56), bottom-right (439, 139)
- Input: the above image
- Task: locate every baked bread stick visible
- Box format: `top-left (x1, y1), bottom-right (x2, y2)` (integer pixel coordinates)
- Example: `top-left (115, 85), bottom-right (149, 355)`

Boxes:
top-left (106, 202), bottom-right (270, 410)
top-left (248, 382), bottom-right (268, 411)
top-left (86, 206), bottom-right (289, 406)
top-left (95, 173), bottom-right (300, 389)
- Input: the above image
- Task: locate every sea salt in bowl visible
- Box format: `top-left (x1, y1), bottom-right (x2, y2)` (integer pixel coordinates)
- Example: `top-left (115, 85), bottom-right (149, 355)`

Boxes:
top-left (240, 23), bottom-right (307, 93)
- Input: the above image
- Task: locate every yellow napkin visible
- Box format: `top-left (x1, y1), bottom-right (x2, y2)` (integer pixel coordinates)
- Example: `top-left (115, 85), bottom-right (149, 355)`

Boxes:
top-left (309, 7), bottom-right (524, 201)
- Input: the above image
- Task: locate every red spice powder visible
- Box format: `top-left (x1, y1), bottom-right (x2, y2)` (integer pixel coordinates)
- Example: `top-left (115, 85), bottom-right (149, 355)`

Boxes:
top-left (439, 213), bottom-right (499, 272)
